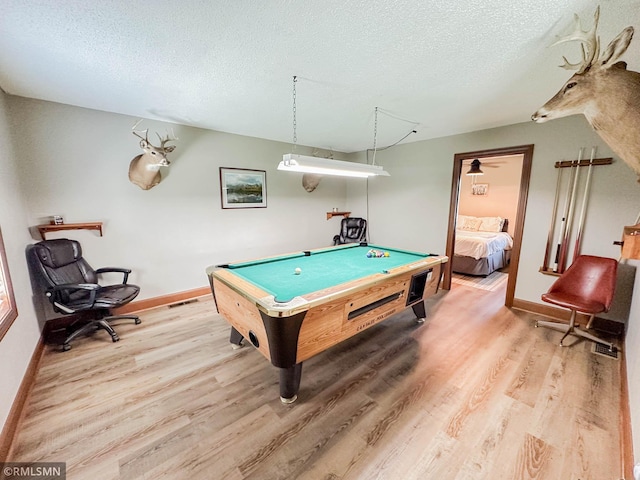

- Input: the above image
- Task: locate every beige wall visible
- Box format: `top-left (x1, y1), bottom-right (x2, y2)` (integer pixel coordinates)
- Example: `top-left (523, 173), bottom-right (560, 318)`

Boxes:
top-left (347, 117), bottom-right (638, 303)
top-left (458, 155), bottom-right (523, 236)
top-left (8, 97), bottom-right (350, 301)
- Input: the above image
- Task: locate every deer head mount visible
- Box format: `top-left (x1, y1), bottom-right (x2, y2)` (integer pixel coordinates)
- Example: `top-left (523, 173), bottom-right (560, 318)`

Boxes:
top-left (300, 149), bottom-right (338, 192)
top-left (532, 6), bottom-right (640, 180)
top-left (128, 120), bottom-right (178, 190)
top-left (302, 173), bottom-right (322, 192)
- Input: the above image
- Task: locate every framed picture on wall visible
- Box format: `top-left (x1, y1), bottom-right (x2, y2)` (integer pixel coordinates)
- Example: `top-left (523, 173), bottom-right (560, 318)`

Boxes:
top-left (219, 167), bottom-right (267, 209)
top-left (0, 227), bottom-right (18, 341)
top-left (472, 183), bottom-right (489, 196)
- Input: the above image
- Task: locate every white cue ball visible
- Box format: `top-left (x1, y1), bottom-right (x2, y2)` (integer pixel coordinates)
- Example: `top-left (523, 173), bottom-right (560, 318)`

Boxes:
top-left (294, 267), bottom-right (302, 275)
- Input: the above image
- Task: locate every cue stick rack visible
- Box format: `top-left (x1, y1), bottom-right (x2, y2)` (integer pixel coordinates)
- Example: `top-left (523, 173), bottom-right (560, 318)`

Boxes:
top-left (540, 149), bottom-right (612, 276)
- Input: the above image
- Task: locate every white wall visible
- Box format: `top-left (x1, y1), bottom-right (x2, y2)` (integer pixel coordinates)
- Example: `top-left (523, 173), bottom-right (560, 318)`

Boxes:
top-left (8, 97), bottom-right (351, 301)
top-left (626, 259), bottom-right (640, 462)
top-left (0, 91), bottom-right (42, 432)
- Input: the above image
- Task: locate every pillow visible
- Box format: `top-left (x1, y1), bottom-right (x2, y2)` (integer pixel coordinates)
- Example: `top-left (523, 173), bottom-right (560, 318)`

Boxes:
top-left (479, 216), bottom-right (504, 233)
top-left (458, 215), bottom-right (482, 231)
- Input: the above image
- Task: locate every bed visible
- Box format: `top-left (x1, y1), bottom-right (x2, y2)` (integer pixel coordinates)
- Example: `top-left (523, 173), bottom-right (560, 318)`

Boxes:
top-left (452, 215), bottom-right (513, 276)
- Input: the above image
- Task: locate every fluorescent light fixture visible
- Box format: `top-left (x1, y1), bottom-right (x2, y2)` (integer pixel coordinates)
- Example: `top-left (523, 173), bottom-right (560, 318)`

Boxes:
top-left (278, 154), bottom-right (390, 178)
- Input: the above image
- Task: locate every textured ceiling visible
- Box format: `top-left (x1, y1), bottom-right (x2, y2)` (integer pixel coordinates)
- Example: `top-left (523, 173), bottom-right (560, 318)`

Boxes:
top-left (1, 0), bottom-right (639, 153)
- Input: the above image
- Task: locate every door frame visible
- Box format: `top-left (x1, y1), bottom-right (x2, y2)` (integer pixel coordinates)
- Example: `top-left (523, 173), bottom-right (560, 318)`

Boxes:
top-left (443, 144), bottom-right (534, 308)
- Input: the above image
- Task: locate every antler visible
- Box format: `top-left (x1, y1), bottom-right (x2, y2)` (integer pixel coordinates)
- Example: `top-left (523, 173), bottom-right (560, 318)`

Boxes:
top-left (131, 119), bottom-right (149, 143)
top-left (552, 6), bottom-right (601, 74)
top-left (132, 120), bottom-right (178, 150)
top-left (156, 129), bottom-right (178, 149)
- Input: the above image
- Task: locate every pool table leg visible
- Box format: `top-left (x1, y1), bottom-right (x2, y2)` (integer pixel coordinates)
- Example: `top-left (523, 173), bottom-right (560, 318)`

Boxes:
top-left (229, 326), bottom-right (245, 349)
top-left (412, 301), bottom-right (426, 323)
top-left (279, 363), bottom-right (303, 404)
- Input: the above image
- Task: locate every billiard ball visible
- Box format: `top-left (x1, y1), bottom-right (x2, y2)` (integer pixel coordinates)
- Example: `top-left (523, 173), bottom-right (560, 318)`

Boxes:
top-left (294, 267), bottom-right (302, 275)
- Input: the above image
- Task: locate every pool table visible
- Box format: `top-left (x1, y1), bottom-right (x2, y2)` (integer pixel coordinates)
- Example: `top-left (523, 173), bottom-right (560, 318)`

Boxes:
top-left (206, 243), bottom-right (447, 403)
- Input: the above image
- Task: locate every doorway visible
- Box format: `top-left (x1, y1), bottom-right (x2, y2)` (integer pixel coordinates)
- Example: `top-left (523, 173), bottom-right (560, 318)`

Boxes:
top-left (443, 145), bottom-right (534, 308)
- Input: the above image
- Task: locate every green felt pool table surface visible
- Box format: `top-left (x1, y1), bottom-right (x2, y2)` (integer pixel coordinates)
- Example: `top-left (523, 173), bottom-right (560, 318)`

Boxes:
top-left (224, 243), bottom-right (434, 303)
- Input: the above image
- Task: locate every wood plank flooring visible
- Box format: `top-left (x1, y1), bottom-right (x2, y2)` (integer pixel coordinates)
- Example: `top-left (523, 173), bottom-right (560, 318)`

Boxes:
top-left (8, 282), bottom-right (624, 479)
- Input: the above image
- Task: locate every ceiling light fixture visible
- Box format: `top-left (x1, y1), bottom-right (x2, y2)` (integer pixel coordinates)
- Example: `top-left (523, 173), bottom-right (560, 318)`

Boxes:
top-left (279, 153), bottom-right (390, 177)
top-left (278, 76), bottom-right (390, 178)
top-left (466, 159), bottom-right (484, 176)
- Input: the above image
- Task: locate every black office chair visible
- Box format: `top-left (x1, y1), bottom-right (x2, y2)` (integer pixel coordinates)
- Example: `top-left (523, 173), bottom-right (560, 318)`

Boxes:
top-left (27, 238), bottom-right (141, 351)
top-left (333, 217), bottom-right (367, 245)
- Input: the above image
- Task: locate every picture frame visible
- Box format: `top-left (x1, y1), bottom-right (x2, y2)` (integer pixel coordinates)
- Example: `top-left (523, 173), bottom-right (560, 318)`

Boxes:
top-left (219, 167), bottom-right (267, 209)
top-left (472, 183), bottom-right (489, 196)
top-left (0, 227), bottom-right (18, 342)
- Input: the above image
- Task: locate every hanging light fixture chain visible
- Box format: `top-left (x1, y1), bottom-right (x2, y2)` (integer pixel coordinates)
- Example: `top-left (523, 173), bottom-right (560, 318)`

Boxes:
top-left (292, 76), bottom-right (298, 151)
top-left (372, 106), bottom-right (378, 166)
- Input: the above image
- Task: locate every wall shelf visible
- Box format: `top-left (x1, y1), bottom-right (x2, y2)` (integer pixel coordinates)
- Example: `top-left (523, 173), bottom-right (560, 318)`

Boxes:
top-left (36, 222), bottom-right (103, 240)
top-left (326, 211), bottom-right (351, 220)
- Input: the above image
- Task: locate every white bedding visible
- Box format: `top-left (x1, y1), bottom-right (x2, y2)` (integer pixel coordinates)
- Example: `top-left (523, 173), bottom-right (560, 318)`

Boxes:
top-left (455, 230), bottom-right (513, 260)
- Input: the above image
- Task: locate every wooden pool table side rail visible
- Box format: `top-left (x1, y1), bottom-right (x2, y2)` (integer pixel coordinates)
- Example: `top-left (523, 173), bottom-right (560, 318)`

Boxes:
top-left (211, 277), bottom-right (273, 361)
top-left (208, 254), bottom-right (448, 319)
top-left (213, 243), bottom-right (354, 269)
top-left (295, 260), bottom-right (445, 363)
top-left (209, 256), bottom-right (446, 367)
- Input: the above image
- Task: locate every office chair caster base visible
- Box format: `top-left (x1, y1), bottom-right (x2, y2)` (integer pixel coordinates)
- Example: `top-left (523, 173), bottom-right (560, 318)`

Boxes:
top-left (416, 318), bottom-right (425, 324)
top-left (62, 343), bottom-right (71, 352)
top-left (111, 334), bottom-right (120, 343)
top-left (135, 318), bottom-right (141, 325)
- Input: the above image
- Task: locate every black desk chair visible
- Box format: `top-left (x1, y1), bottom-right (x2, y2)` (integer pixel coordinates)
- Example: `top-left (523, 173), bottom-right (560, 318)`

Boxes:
top-left (537, 255), bottom-right (617, 350)
top-left (333, 217), bottom-right (367, 245)
top-left (27, 238), bottom-right (141, 351)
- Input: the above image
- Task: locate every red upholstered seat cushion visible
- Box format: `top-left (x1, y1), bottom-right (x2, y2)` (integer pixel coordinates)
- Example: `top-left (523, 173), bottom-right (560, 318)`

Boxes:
top-left (541, 292), bottom-right (606, 314)
top-left (541, 255), bottom-right (617, 314)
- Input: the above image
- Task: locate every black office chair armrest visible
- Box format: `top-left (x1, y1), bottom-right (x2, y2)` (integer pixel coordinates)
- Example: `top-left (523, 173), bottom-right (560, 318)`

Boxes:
top-left (46, 283), bottom-right (100, 313)
top-left (332, 235), bottom-right (340, 245)
top-left (95, 267), bottom-right (131, 284)
top-left (48, 283), bottom-right (100, 292)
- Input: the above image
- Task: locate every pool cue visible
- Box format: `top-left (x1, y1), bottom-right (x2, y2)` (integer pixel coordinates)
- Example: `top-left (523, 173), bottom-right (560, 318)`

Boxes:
top-left (558, 149), bottom-right (583, 273)
top-left (572, 147), bottom-right (597, 262)
top-left (543, 165), bottom-right (564, 271)
top-left (558, 148), bottom-right (582, 273)
top-left (553, 148), bottom-right (582, 272)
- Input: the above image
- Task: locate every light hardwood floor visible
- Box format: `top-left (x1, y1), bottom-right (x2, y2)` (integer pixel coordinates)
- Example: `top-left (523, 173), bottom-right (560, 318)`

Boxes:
top-left (9, 282), bottom-right (624, 479)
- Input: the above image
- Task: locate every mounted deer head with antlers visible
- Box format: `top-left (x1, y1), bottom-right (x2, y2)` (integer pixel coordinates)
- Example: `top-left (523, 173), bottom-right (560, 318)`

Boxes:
top-left (532, 6), bottom-right (640, 179)
top-left (302, 173), bottom-right (322, 192)
top-left (128, 120), bottom-right (178, 190)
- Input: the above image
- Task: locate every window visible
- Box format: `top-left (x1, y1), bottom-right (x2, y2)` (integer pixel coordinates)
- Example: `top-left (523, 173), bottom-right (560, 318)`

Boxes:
top-left (0, 227), bottom-right (17, 341)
